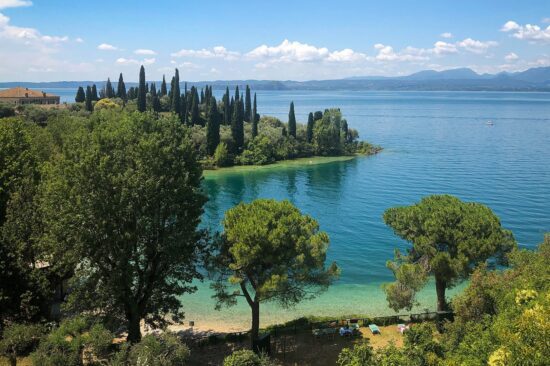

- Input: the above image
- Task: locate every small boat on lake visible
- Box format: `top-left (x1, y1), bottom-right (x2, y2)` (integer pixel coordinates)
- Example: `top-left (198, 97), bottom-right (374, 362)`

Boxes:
top-left (486, 120), bottom-right (494, 126)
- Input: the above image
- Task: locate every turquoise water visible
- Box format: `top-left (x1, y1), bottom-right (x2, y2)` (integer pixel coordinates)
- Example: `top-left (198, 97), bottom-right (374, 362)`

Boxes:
top-left (33, 89), bottom-right (550, 330)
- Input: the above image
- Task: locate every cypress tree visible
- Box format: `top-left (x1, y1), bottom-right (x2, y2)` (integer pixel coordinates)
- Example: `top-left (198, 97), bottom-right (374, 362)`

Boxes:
top-left (200, 89), bottom-right (205, 104)
top-left (91, 84), bottom-right (99, 101)
top-left (234, 85), bottom-right (239, 102)
top-left (75, 86), bottom-right (85, 103)
top-left (223, 87), bottom-right (230, 125)
top-left (190, 91), bottom-right (200, 126)
top-left (160, 75), bottom-right (167, 96)
top-left (231, 99), bottom-right (244, 153)
top-left (137, 65), bottom-right (147, 112)
top-left (105, 78), bottom-right (114, 98)
top-left (314, 111), bottom-right (323, 121)
top-left (171, 69), bottom-right (181, 115)
top-left (239, 94), bottom-right (245, 124)
top-left (288, 101), bottom-right (296, 138)
top-left (206, 96), bottom-right (220, 155)
top-left (169, 76), bottom-right (175, 100)
top-left (245, 85), bottom-right (252, 122)
top-left (251, 93), bottom-right (258, 138)
top-left (117, 73), bottom-right (127, 100)
top-left (152, 95), bottom-right (161, 113)
top-left (342, 119), bottom-right (349, 143)
top-left (306, 112), bottom-right (314, 143)
top-left (85, 85), bottom-right (93, 112)
top-left (180, 92), bottom-right (188, 124)
top-left (145, 82), bottom-right (149, 94)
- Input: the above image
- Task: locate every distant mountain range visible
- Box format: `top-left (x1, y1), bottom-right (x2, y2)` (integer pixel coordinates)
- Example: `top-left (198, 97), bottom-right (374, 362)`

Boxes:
top-left (2, 67), bottom-right (550, 92)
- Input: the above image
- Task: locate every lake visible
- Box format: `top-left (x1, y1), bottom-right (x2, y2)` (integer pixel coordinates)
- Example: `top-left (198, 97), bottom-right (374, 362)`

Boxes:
top-left (32, 89), bottom-right (550, 331)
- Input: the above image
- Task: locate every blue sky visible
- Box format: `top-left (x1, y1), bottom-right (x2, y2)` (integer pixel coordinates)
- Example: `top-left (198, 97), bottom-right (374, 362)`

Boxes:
top-left (0, 0), bottom-right (549, 81)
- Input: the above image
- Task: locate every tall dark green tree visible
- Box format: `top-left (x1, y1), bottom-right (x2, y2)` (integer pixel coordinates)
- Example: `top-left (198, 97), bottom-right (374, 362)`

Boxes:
top-left (105, 78), bottom-right (114, 98)
top-left (117, 73), bottom-right (127, 100)
top-left (75, 86), bottom-right (85, 103)
top-left (160, 75), bottom-right (167, 96)
top-left (206, 97), bottom-right (220, 156)
top-left (85, 86), bottom-right (93, 112)
top-left (306, 112), bottom-right (314, 143)
top-left (231, 99), bottom-right (244, 153)
top-left (223, 87), bottom-right (230, 125)
top-left (171, 69), bottom-right (181, 115)
top-left (244, 85), bottom-right (252, 122)
top-left (200, 89), bottom-right (205, 105)
top-left (180, 93), bottom-right (187, 125)
top-left (190, 92), bottom-right (200, 126)
top-left (234, 85), bottom-right (239, 102)
top-left (288, 101), bottom-right (296, 138)
top-left (137, 65), bottom-right (147, 112)
top-left (251, 93), bottom-right (258, 138)
top-left (91, 84), bottom-right (99, 101)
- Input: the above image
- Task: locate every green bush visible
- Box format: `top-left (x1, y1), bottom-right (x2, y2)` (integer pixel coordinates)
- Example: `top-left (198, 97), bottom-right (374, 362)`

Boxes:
top-left (30, 317), bottom-right (114, 366)
top-left (238, 136), bottom-right (276, 165)
top-left (0, 323), bottom-right (45, 366)
top-left (214, 142), bottom-right (231, 167)
top-left (0, 102), bottom-right (15, 118)
top-left (126, 332), bottom-right (190, 366)
top-left (336, 341), bottom-right (375, 366)
top-left (223, 349), bottom-right (274, 366)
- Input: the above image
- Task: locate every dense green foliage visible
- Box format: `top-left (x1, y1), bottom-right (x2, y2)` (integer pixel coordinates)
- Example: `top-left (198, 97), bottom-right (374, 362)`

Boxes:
top-left (30, 317), bottom-right (114, 366)
top-left (383, 194), bottom-right (516, 311)
top-left (223, 349), bottom-right (274, 366)
top-left (38, 111), bottom-right (206, 342)
top-left (0, 323), bottom-right (45, 366)
top-left (210, 199), bottom-right (340, 341)
top-left (122, 332), bottom-right (190, 366)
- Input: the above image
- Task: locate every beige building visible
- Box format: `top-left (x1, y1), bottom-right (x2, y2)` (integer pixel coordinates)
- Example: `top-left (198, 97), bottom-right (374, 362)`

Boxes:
top-left (0, 87), bottom-right (60, 105)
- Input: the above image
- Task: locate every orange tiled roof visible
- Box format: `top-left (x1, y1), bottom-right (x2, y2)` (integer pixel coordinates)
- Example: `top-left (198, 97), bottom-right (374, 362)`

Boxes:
top-left (0, 87), bottom-right (58, 98)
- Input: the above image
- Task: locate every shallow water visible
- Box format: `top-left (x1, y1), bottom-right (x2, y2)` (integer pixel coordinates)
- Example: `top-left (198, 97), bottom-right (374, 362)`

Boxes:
top-left (36, 89), bottom-right (550, 330)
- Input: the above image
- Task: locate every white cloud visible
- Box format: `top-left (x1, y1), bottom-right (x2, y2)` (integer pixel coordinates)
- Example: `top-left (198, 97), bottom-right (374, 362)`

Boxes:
top-left (0, 0), bottom-right (32, 10)
top-left (501, 20), bottom-right (550, 43)
top-left (0, 12), bottom-right (68, 44)
top-left (373, 43), bottom-right (428, 62)
top-left (456, 38), bottom-right (498, 53)
top-left (75, 37), bottom-right (84, 43)
top-left (134, 48), bottom-right (156, 55)
top-left (543, 18), bottom-right (550, 24)
top-left (116, 57), bottom-right (155, 66)
top-left (171, 45), bottom-right (239, 60)
top-left (247, 39), bottom-right (329, 62)
top-left (440, 32), bottom-right (453, 39)
top-left (327, 48), bottom-right (368, 62)
top-left (432, 41), bottom-right (457, 55)
top-left (97, 43), bottom-right (117, 51)
top-left (504, 52), bottom-right (519, 62)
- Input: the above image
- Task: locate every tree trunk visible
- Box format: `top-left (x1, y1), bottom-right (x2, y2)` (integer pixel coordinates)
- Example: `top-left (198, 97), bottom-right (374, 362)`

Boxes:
top-left (126, 307), bottom-right (142, 343)
top-left (251, 301), bottom-right (260, 347)
top-left (435, 276), bottom-right (447, 312)
top-left (9, 355), bottom-right (16, 366)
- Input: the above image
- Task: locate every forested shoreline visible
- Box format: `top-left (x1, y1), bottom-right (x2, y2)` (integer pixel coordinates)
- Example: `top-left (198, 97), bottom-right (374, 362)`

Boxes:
top-left (0, 66), bottom-right (547, 366)
top-left (72, 66), bottom-right (381, 169)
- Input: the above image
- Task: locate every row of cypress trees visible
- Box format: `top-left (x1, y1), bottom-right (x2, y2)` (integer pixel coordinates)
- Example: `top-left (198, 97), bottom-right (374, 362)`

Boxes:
top-left (75, 66), bottom-right (262, 156)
